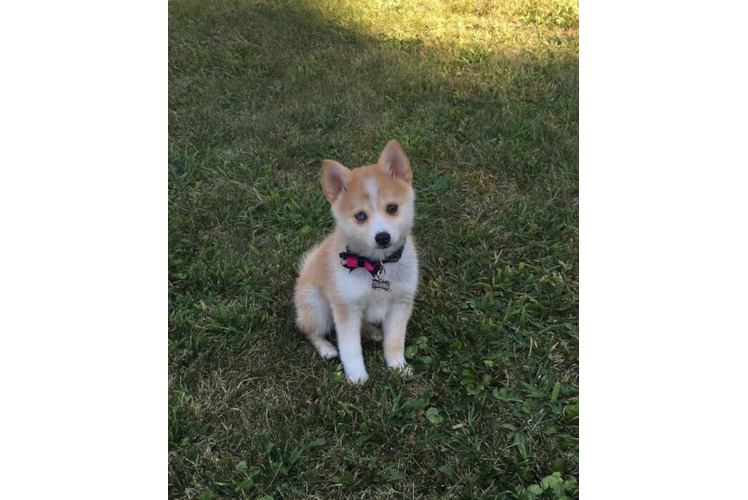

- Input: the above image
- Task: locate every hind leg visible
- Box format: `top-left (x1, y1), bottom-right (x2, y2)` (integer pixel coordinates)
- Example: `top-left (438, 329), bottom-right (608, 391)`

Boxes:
top-left (295, 285), bottom-right (338, 359)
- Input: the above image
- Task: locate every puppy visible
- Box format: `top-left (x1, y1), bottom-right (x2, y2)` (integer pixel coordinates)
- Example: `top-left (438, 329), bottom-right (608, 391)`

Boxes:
top-left (294, 140), bottom-right (419, 384)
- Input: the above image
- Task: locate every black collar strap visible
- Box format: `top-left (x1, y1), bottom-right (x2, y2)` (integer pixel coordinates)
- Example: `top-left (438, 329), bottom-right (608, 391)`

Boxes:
top-left (339, 242), bottom-right (405, 277)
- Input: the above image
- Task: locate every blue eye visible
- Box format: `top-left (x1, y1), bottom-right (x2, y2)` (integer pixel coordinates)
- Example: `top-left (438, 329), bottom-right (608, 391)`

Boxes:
top-left (355, 212), bottom-right (367, 221)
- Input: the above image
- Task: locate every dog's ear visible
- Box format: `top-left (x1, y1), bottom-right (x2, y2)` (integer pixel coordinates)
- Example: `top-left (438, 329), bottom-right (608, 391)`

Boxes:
top-left (378, 140), bottom-right (412, 184)
top-left (321, 160), bottom-right (350, 203)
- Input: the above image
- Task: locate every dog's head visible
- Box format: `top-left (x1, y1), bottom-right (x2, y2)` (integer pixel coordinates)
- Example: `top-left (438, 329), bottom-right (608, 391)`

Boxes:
top-left (322, 140), bottom-right (415, 260)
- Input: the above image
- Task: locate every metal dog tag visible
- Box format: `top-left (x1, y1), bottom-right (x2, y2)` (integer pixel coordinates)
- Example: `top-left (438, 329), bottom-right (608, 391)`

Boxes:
top-left (371, 268), bottom-right (391, 292)
top-left (371, 276), bottom-right (391, 292)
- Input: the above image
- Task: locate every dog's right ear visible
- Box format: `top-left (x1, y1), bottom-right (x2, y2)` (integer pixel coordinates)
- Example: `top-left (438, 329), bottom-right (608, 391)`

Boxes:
top-left (321, 160), bottom-right (350, 203)
top-left (378, 140), bottom-right (412, 184)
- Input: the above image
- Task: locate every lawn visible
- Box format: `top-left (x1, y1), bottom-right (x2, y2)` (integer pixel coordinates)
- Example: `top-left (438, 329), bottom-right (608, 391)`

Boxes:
top-left (168, 0), bottom-right (578, 498)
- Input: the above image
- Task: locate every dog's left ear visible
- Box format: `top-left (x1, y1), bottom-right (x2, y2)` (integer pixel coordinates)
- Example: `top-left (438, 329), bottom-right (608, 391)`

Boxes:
top-left (322, 160), bottom-right (350, 203)
top-left (378, 140), bottom-right (412, 184)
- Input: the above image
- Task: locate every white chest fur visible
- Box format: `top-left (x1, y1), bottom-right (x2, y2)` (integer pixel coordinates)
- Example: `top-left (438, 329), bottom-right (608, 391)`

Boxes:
top-left (333, 242), bottom-right (418, 324)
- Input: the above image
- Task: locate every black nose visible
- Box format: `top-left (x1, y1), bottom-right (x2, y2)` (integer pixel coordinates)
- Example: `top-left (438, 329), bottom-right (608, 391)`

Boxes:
top-left (375, 232), bottom-right (391, 247)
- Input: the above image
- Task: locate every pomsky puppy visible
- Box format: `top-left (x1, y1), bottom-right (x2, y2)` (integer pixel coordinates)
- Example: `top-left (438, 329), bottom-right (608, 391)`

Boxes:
top-left (294, 140), bottom-right (419, 384)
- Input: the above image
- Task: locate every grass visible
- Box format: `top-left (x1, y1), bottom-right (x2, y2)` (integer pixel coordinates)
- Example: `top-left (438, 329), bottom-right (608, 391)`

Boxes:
top-left (168, 0), bottom-right (578, 498)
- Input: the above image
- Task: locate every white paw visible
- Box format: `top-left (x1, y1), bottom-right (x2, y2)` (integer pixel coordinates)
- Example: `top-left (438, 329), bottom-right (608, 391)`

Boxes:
top-left (388, 362), bottom-right (413, 377)
top-left (318, 342), bottom-right (339, 360)
top-left (345, 368), bottom-right (370, 385)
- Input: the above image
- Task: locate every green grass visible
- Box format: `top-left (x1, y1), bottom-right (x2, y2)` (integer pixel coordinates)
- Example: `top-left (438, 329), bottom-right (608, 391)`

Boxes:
top-left (169, 0), bottom-right (578, 498)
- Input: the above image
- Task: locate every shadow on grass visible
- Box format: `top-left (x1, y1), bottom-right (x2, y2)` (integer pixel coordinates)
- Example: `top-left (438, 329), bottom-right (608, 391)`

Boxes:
top-left (169, 0), bottom-right (578, 184)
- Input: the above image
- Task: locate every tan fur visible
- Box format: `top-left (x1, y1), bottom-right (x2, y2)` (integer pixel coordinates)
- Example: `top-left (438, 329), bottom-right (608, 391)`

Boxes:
top-left (295, 230), bottom-right (349, 324)
top-left (335, 164), bottom-right (410, 218)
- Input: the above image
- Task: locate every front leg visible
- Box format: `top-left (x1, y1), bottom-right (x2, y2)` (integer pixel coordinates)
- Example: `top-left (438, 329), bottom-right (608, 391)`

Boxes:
top-left (382, 300), bottom-right (414, 375)
top-left (332, 306), bottom-right (368, 384)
